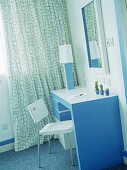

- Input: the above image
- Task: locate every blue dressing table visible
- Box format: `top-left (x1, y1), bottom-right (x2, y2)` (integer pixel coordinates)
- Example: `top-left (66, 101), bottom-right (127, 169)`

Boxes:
top-left (51, 87), bottom-right (123, 170)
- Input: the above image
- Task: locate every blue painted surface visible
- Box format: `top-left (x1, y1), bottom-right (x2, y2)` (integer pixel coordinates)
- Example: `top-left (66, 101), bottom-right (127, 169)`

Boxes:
top-left (64, 63), bottom-right (74, 90)
top-left (72, 96), bottom-right (123, 170)
top-left (0, 138), bottom-right (14, 146)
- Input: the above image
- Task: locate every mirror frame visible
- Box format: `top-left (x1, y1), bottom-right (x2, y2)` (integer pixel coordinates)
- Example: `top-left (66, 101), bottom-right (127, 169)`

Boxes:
top-left (81, 0), bottom-right (109, 74)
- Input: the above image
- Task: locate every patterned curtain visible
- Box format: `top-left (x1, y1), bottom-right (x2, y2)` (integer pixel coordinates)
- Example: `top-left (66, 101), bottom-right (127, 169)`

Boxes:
top-left (84, 1), bottom-right (98, 42)
top-left (0, 0), bottom-right (78, 151)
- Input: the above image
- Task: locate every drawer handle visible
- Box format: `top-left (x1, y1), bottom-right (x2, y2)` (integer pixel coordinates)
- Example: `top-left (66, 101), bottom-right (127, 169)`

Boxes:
top-left (60, 109), bottom-right (70, 113)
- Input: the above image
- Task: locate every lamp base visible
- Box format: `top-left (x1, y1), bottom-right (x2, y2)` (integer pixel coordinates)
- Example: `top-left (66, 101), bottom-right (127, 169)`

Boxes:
top-left (63, 63), bottom-right (74, 90)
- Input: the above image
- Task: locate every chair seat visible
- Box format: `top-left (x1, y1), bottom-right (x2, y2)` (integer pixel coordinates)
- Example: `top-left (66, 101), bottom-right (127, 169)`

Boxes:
top-left (39, 120), bottom-right (73, 136)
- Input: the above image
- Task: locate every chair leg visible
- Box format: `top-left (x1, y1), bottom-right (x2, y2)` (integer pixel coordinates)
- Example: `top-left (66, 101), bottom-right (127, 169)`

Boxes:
top-left (68, 133), bottom-right (74, 166)
top-left (48, 135), bottom-right (51, 154)
top-left (38, 133), bottom-right (41, 168)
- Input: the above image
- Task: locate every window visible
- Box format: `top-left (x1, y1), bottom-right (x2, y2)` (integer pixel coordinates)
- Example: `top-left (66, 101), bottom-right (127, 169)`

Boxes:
top-left (0, 10), bottom-right (7, 74)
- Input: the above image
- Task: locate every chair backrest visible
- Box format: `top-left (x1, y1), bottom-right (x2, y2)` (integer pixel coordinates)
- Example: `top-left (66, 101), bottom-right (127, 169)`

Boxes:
top-left (27, 99), bottom-right (49, 123)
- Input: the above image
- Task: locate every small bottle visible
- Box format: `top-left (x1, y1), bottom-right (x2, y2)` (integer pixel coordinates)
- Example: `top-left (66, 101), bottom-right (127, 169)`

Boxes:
top-left (100, 84), bottom-right (104, 95)
top-left (105, 88), bottom-right (109, 96)
top-left (95, 81), bottom-right (99, 95)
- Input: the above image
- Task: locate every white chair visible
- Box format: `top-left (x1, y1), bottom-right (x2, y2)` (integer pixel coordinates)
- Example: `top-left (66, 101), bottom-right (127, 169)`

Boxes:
top-left (27, 98), bottom-right (74, 168)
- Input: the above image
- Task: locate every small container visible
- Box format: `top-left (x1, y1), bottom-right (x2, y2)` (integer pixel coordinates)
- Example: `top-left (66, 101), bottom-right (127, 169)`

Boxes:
top-left (95, 81), bottom-right (99, 95)
top-left (105, 89), bottom-right (110, 96)
top-left (100, 90), bottom-right (104, 95)
top-left (95, 89), bottom-right (99, 95)
top-left (100, 84), bottom-right (104, 95)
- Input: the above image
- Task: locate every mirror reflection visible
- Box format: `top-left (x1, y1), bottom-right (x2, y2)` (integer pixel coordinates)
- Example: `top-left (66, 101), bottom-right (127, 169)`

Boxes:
top-left (82, 1), bottom-right (102, 68)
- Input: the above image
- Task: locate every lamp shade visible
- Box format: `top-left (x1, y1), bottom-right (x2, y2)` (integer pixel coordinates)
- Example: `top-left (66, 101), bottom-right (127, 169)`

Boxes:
top-left (59, 44), bottom-right (73, 63)
top-left (89, 41), bottom-right (100, 59)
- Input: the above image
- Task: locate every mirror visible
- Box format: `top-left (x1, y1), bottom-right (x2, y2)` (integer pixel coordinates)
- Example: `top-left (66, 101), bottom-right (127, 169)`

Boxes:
top-left (82, 0), bottom-right (109, 73)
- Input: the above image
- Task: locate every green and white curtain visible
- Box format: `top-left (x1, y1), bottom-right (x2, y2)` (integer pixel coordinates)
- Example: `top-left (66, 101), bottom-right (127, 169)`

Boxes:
top-left (84, 1), bottom-right (98, 41)
top-left (0, 0), bottom-right (78, 151)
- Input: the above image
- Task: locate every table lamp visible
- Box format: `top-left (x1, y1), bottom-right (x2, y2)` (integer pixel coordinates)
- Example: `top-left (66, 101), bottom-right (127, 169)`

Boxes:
top-left (89, 41), bottom-right (100, 60)
top-left (89, 41), bottom-right (101, 67)
top-left (59, 44), bottom-right (74, 90)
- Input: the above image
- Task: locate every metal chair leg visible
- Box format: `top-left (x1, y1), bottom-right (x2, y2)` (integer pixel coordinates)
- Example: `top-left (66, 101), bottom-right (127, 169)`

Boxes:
top-left (48, 135), bottom-right (51, 154)
top-left (68, 133), bottom-right (74, 166)
top-left (38, 133), bottom-right (41, 168)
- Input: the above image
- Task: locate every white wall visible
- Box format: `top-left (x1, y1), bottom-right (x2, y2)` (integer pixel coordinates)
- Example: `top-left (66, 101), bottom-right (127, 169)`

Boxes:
top-left (66, 0), bottom-right (127, 161)
top-left (66, 0), bottom-right (87, 86)
top-left (0, 75), bottom-right (14, 153)
top-left (101, 0), bottom-right (127, 151)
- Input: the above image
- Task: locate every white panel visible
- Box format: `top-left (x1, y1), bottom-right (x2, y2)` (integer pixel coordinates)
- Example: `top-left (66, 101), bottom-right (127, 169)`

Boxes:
top-left (0, 75), bottom-right (14, 142)
top-left (101, 0), bottom-right (127, 153)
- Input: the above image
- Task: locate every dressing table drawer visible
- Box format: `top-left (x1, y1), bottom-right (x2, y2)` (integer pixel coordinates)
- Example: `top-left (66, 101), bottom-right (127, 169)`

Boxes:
top-left (53, 108), bottom-right (71, 121)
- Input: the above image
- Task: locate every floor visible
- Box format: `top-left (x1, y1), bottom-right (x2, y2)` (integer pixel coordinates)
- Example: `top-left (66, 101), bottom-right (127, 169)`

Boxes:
top-left (0, 140), bottom-right (127, 170)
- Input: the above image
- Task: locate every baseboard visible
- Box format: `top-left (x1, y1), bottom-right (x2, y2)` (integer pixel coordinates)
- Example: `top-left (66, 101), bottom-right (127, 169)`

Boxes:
top-left (0, 143), bottom-right (14, 153)
top-left (0, 138), bottom-right (14, 153)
